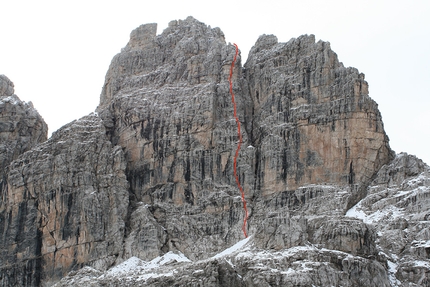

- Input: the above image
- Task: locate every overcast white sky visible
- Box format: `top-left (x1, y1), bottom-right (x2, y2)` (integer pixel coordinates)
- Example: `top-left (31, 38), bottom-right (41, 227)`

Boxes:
top-left (1, 0), bottom-right (429, 164)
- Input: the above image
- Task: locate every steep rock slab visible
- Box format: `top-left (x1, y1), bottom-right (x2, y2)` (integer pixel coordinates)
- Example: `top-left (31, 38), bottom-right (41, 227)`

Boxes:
top-left (0, 75), bottom-right (14, 97)
top-left (0, 75), bottom-right (48, 188)
top-left (0, 74), bottom-right (47, 286)
top-left (0, 114), bottom-right (128, 287)
top-left (97, 17), bottom-right (253, 259)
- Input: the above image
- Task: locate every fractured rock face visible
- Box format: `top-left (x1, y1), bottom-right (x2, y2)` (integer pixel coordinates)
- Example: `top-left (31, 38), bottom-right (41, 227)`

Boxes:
top-left (0, 114), bottom-right (129, 286)
top-left (0, 75), bottom-right (15, 97)
top-left (347, 153), bottom-right (430, 286)
top-left (94, 16), bottom-right (394, 264)
top-left (2, 17), bottom-right (427, 287)
top-left (244, 34), bottom-right (393, 195)
top-left (97, 16), bottom-right (252, 258)
top-left (0, 75), bottom-right (48, 187)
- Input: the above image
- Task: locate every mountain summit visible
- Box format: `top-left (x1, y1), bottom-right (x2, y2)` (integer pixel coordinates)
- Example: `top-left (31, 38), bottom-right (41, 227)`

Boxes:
top-left (1, 17), bottom-right (429, 286)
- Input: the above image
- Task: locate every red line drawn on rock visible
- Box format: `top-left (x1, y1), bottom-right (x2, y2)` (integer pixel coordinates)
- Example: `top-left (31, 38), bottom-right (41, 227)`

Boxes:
top-left (229, 43), bottom-right (248, 238)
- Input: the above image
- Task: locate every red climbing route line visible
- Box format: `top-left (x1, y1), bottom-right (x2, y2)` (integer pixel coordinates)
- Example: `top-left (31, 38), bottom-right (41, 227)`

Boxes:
top-left (229, 43), bottom-right (249, 238)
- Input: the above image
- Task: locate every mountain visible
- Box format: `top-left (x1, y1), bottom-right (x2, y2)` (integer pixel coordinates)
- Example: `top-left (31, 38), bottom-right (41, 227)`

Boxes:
top-left (1, 17), bottom-right (429, 286)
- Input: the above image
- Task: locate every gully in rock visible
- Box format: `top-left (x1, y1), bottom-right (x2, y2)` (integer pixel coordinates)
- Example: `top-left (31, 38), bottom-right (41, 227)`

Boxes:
top-left (229, 43), bottom-right (248, 238)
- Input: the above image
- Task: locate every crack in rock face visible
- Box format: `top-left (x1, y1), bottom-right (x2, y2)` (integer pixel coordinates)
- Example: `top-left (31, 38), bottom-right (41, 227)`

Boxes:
top-left (2, 17), bottom-right (428, 287)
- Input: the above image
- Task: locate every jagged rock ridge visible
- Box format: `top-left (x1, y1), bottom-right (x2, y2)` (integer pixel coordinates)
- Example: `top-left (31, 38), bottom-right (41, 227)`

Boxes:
top-left (1, 17), bottom-right (428, 286)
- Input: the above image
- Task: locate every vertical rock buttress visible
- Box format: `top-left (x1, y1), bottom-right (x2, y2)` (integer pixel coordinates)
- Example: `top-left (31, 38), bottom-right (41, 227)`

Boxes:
top-left (97, 17), bottom-right (254, 260)
top-left (245, 34), bottom-right (393, 195)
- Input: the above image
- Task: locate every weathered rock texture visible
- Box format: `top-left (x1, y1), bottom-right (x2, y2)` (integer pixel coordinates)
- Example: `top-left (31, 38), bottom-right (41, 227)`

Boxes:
top-left (348, 153), bottom-right (430, 286)
top-left (1, 17), bottom-right (429, 287)
top-left (97, 17), bottom-right (253, 259)
top-left (0, 75), bottom-right (48, 286)
top-left (245, 34), bottom-right (392, 194)
top-left (0, 115), bottom-right (128, 286)
top-left (0, 75), bottom-right (48, 188)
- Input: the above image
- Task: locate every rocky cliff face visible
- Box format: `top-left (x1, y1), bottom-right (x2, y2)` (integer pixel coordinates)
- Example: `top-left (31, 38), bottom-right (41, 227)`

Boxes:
top-left (0, 75), bottom-right (48, 286)
top-left (96, 17), bottom-right (252, 259)
top-left (1, 17), bottom-right (428, 287)
top-left (0, 113), bottom-right (129, 286)
top-left (244, 34), bottom-right (392, 194)
top-left (0, 75), bottom-right (48, 188)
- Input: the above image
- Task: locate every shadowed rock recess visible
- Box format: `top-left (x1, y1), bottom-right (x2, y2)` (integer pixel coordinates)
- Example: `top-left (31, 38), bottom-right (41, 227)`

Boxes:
top-left (1, 17), bottom-right (429, 286)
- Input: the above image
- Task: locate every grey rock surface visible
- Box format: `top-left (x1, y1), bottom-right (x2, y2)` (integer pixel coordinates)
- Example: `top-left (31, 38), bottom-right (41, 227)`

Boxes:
top-left (1, 17), bottom-right (429, 286)
top-left (97, 16), bottom-right (251, 259)
top-left (347, 153), bottom-right (430, 286)
top-left (244, 34), bottom-right (393, 194)
top-left (0, 114), bottom-right (129, 286)
top-left (54, 237), bottom-right (391, 287)
top-left (0, 75), bottom-right (48, 286)
top-left (0, 75), bottom-right (48, 186)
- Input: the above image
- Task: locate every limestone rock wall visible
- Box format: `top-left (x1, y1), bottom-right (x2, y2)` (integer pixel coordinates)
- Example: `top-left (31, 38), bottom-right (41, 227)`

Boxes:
top-left (53, 153), bottom-right (430, 287)
top-left (97, 16), bottom-right (253, 258)
top-left (0, 75), bottom-right (48, 188)
top-left (0, 115), bottom-right (129, 286)
top-left (1, 17), bottom-right (428, 287)
top-left (348, 153), bottom-right (430, 286)
top-left (244, 34), bottom-right (393, 195)
top-left (94, 16), bottom-right (394, 264)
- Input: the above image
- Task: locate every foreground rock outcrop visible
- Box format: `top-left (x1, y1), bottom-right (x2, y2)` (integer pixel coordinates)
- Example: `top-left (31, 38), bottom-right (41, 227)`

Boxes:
top-left (1, 17), bottom-right (428, 286)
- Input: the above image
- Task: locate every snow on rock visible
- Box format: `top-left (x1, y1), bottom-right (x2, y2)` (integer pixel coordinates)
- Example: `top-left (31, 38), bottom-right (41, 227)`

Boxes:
top-left (55, 238), bottom-right (393, 286)
top-left (211, 236), bottom-right (252, 259)
top-left (344, 153), bottom-right (430, 286)
top-left (387, 260), bottom-right (401, 287)
top-left (346, 199), bottom-right (405, 224)
top-left (345, 200), bottom-right (368, 221)
top-left (104, 251), bottom-right (191, 278)
top-left (413, 260), bottom-right (430, 268)
top-left (105, 256), bottom-right (143, 276)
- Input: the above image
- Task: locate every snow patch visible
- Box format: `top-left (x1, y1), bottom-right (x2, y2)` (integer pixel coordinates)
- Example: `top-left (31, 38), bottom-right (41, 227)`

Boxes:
top-left (107, 256), bottom-right (142, 275)
top-left (105, 251), bottom-right (191, 279)
top-left (412, 240), bottom-right (430, 248)
top-left (346, 199), bottom-right (404, 224)
top-left (150, 251), bottom-right (191, 266)
top-left (212, 236), bottom-right (252, 259)
top-left (0, 95), bottom-right (20, 105)
top-left (387, 260), bottom-right (401, 286)
top-left (345, 202), bottom-right (367, 221)
top-left (413, 260), bottom-right (430, 268)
